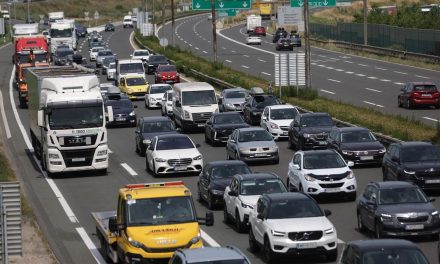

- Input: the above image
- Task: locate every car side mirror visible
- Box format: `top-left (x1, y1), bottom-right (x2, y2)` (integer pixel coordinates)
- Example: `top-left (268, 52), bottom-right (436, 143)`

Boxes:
top-left (367, 200), bottom-right (376, 206)
top-left (229, 139), bottom-right (236, 143)
top-left (129, 54), bottom-right (133, 57)
top-left (347, 161), bottom-right (354, 167)
top-left (135, 130), bottom-right (140, 134)
top-left (228, 190), bottom-right (237, 196)
top-left (292, 164), bottom-right (300, 170)
top-left (108, 216), bottom-right (123, 232)
top-left (257, 213), bottom-right (264, 220)
top-left (198, 212), bottom-right (214, 226)
top-left (195, 143), bottom-right (201, 148)
top-left (429, 197), bottom-right (436, 202)
top-left (262, 116), bottom-right (267, 121)
top-left (324, 209), bottom-right (332, 217)
top-left (206, 121), bottom-right (212, 125)
top-left (133, 105), bottom-right (138, 108)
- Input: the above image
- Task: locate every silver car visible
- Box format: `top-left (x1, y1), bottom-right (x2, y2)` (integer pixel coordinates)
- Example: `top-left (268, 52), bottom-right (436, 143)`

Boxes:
top-left (106, 62), bottom-right (116, 81)
top-left (219, 88), bottom-right (249, 112)
top-left (226, 127), bottom-right (279, 164)
top-left (95, 50), bottom-right (115, 67)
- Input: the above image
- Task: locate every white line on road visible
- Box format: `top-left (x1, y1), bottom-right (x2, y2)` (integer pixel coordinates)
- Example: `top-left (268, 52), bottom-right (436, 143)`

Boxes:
top-left (326, 66), bottom-right (334, 69)
top-left (344, 60), bottom-right (354, 64)
top-left (243, 55), bottom-right (249, 57)
top-left (201, 229), bottom-right (221, 247)
top-left (317, 55), bottom-right (327, 58)
top-left (368, 76), bottom-right (378, 79)
top-left (358, 63), bottom-right (368, 67)
top-left (335, 69), bottom-right (344, 72)
top-left (241, 65), bottom-right (249, 69)
top-left (363, 101), bottom-right (384, 108)
top-left (394, 82), bottom-right (404, 85)
top-left (76, 228), bottom-right (107, 264)
top-left (258, 59), bottom-right (266, 62)
top-left (375, 67), bottom-right (387, 70)
top-left (121, 163), bottom-right (138, 176)
top-left (393, 71), bottom-right (407, 75)
top-left (221, 47), bottom-right (226, 50)
top-left (416, 75), bottom-right (430, 79)
top-left (328, 79), bottom-right (341, 83)
top-left (423, 117), bottom-right (439, 122)
top-left (231, 50), bottom-right (236, 53)
top-left (195, 47), bottom-right (199, 50)
top-left (380, 79), bottom-right (391, 82)
top-left (261, 72), bottom-right (272, 76)
top-left (320, 89), bottom-right (335, 94)
top-left (225, 59), bottom-right (232, 63)
top-left (207, 40), bottom-right (211, 43)
top-left (356, 74), bottom-right (366, 77)
top-left (317, 64), bottom-right (325, 67)
top-left (202, 51), bottom-right (208, 54)
top-left (311, 63), bottom-right (317, 65)
top-left (0, 89), bottom-right (11, 138)
top-left (189, 44), bottom-right (193, 47)
top-left (345, 71), bottom-right (354, 74)
top-left (365, 88), bottom-right (382, 93)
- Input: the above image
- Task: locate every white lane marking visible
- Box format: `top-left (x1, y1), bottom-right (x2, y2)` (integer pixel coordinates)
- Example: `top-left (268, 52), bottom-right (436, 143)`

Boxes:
top-left (200, 229), bottom-right (221, 247)
top-left (394, 71), bottom-right (407, 75)
top-left (335, 69), bottom-right (344, 72)
top-left (79, 49), bottom-right (82, 52)
top-left (261, 72), bottom-right (272, 76)
top-left (184, 41), bottom-right (187, 44)
top-left (189, 44), bottom-right (193, 47)
top-left (345, 71), bottom-right (354, 74)
top-left (368, 76), bottom-right (378, 79)
top-left (221, 47), bottom-right (226, 50)
top-left (380, 79), bottom-right (391, 82)
top-left (317, 55), bottom-right (327, 58)
top-left (195, 47), bottom-right (200, 50)
top-left (375, 67), bottom-right (387, 70)
top-left (317, 64), bottom-right (325, 67)
top-left (76, 228), bottom-right (107, 264)
top-left (363, 101), bottom-right (384, 108)
top-left (320, 89), bottom-right (335, 94)
top-left (394, 82), bottom-right (404, 85)
top-left (311, 62), bottom-right (317, 65)
top-left (365, 88), bottom-right (382, 93)
top-left (241, 65), bottom-right (249, 69)
top-left (344, 60), bottom-right (354, 64)
top-left (326, 66), bottom-right (334, 69)
top-left (243, 54), bottom-right (249, 57)
top-left (328, 79), bottom-right (341, 83)
top-left (207, 40), bottom-right (211, 43)
top-left (356, 74), bottom-right (366, 77)
top-left (202, 51), bottom-right (208, 54)
top-left (231, 50), bottom-right (236, 53)
top-left (121, 163), bottom-right (138, 176)
top-left (217, 29), bottom-right (277, 56)
top-left (225, 59), bottom-right (232, 63)
top-left (423, 117), bottom-right (439, 122)
top-left (0, 89), bottom-right (11, 138)
top-left (358, 63), bottom-right (368, 67)
top-left (416, 75), bottom-right (430, 79)
top-left (339, 56), bottom-right (351, 59)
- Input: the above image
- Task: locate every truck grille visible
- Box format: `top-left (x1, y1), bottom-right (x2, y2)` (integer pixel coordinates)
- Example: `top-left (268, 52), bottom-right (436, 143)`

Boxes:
top-left (288, 231), bottom-right (322, 241)
top-left (142, 245), bottom-right (184, 253)
top-left (60, 149), bottom-right (95, 167)
top-left (397, 215), bottom-right (429, 223)
top-left (168, 158), bottom-right (192, 166)
top-left (192, 112), bottom-right (212, 123)
top-left (58, 134), bottom-right (98, 147)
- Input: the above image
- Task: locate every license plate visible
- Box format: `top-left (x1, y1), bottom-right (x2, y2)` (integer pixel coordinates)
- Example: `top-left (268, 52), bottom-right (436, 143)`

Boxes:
top-left (283, 132), bottom-right (288, 135)
top-left (115, 117), bottom-right (126, 121)
top-left (255, 153), bottom-right (267, 157)
top-left (174, 166), bottom-right (187, 171)
top-left (319, 141), bottom-right (327, 145)
top-left (325, 188), bottom-right (340, 193)
top-left (405, 224), bottom-right (424, 230)
top-left (296, 242), bottom-right (317, 249)
top-left (421, 94), bottom-right (431, 97)
top-left (197, 124), bottom-right (205, 127)
top-left (426, 179), bottom-right (440, 184)
top-left (360, 156), bottom-right (373, 160)
top-left (72, 157), bottom-right (86, 162)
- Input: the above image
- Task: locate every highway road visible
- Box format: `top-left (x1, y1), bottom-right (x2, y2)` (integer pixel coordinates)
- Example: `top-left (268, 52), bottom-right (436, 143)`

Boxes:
top-left (0, 21), bottom-right (438, 264)
top-left (159, 14), bottom-right (440, 127)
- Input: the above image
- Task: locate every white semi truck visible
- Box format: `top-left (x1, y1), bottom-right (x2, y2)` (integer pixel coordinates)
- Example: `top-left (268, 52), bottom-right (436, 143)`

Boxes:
top-left (13, 23), bottom-right (39, 36)
top-left (48, 11), bottom-right (64, 24)
top-left (49, 19), bottom-right (77, 53)
top-left (246, 15), bottom-right (262, 33)
top-left (25, 65), bottom-right (114, 176)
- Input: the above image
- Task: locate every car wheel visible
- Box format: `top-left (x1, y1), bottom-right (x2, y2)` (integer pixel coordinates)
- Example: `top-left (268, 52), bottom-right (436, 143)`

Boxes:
top-left (249, 228), bottom-right (260, 253)
top-left (197, 184), bottom-right (203, 202)
top-left (382, 167), bottom-right (388, 181)
top-left (135, 140), bottom-right (139, 153)
top-left (357, 211), bottom-right (366, 232)
top-left (144, 100), bottom-right (148, 108)
top-left (146, 158), bottom-right (150, 171)
top-left (348, 192), bottom-right (356, 201)
top-left (207, 192), bottom-right (215, 210)
top-left (297, 139), bottom-right (304, 150)
top-left (264, 237), bottom-right (276, 263)
top-left (288, 135), bottom-right (295, 149)
top-left (287, 179), bottom-right (297, 192)
top-left (235, 210), bottom-right (245, 233)
top-left (299, 184), bottom-right (304, 193)
top-left (398, 97), bottom-right (402, 107)
top-left (325, 249), bottom-right (338, 262)
top-left (272, 157), bottom-right (279, 164)
top-left (375, 220), bottom-right (384, 238)
top-left (406, 99), bottom-right (412, 109)
top-left (235, 151), bottom-right (240, 161)
top-left (140, 145), bottom-right (146, 157)
top-left (223, 206), bottom-right (231, 224)
top-left (226, 151), bottom-right (231, 160)
top-left (152, 162), bottom-right (158, 177)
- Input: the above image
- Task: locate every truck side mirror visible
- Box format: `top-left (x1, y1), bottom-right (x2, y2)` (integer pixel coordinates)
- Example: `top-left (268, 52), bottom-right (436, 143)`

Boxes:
top-left (108, 216), bottom-right (118, 232)
top-left (205, 212), bottom-right (214, 226)
top-left (107, 106), bottom-right (114, 122)
top-left (37, 110), bottom-right (44, 127)
top-left (175, 100), bottom-right (181, 107)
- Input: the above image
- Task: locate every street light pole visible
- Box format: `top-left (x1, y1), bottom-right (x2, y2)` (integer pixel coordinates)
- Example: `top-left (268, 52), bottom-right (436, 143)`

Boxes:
top-left (211, 0), bottom-right (217, 63)
top-left (304, 0), bottom-right (311, 89)
top-left (7, 3), bottom-right (12, 39)
top-left (27, 0), bottom-right (30, 21)
top-left (363, 0), bottom-right (368, 45)
top-left (171, 0), bottom-right (175, 46)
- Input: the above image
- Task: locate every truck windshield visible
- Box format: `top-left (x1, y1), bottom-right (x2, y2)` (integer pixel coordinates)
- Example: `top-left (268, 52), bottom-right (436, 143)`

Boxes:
top-left (48, 106), bottom-right (103, 129)
top-left (182, 90), bottom-right (216, 106)
top-left (18, 54), bottom-right (47, 63)
top-left (120, 63), bottom-right (144, 74)
top-left (127, 196), bottom-right (196, 226)
top-left (50, 28), bottom-right (72, 38)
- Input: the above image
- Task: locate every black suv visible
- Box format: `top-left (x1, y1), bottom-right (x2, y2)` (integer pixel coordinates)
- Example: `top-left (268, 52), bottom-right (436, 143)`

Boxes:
top-left (272, 28), bottom-right (288, 43)
top-left (134, 116), bottom-right (178, 156)
top-left (243, 94), bottom-right (281, 125)
top-left (382, 141), bottom-right (440, 189)
top-left (340, 239), bottom-right (429, 264)
top-left (204, 112), bottom-right (249, 145)
top-left (357, 181), bottom-right (440, 238)
top-left (288, 112), bottom-right (335, 150)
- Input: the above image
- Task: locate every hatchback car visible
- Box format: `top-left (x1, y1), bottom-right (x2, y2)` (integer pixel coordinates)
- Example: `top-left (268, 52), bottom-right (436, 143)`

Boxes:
top-left (155, 64), bottom-right (180, 84)
top-left (106, 62), bottom-right (116, 80)
top-left (398, 82), bottom-right (440, 109)
top-left (205, 112), bottom-right (249, 145)
top-left (198, 160), bottom-right (251, 209)
top-left (357, 181), bottom-right (440, 238)
top-left (260, 104), bottom-right (299, 140)
top-left (253, 26), bottom-right (266, 36)
top-left (95, 50), bottom-right (114, 68)
top-left (146, 54), bottom-right (169, 74)
top-left (275, 38), bottom-right (294, 51)
top-left (118, 75), bottom-right (148, 100)
top-left (289, 33), bottom-right (302, 47)
top-left (246, 36), bottom-right (262, 45)
top-left (327, 127), bottom-right (386, 165)
top-left (104, 93), bottom-right (137, 127)
top-left (382, 141), bottom-right (440, 190)
top-left (226, 127), bottom-right (279, 164)
top-left (131, 49), bottom-right (150, 62)
top-left (219, 88), bottom-right (249, 112)
top-left (101, 56), bottom-right (116, 75)
top-left (145, 83), bottom-right (173, 109)
top-left (169, 246), bottom-right (251, 264)
top-left (272, 28), bottom-right (288, 43)
top-left (53, 47), bottom-right (74, 66)
top-left (135, 116), bottom-right (178, 156)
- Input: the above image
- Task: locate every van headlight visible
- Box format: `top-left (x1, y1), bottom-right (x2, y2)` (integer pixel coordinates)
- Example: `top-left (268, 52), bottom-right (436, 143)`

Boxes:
top-left (128, 236), bottom-right (143, 248)
top-left (142, 139), bottom-right (151, 144)
top-left (48, 153), bottom-right (60, 159)
top-left (155, 157), bottom-right (167, 162)
top-left (97, 150), bottom-right (107, 156)
top-left (346, 171), bottom-right (354, 179)
top-left (270, 122), bottom-right (279, 129)
top-left (271, 230), bottom-right (286, 237)
top-left (129, 111), bottom-right (136, 116)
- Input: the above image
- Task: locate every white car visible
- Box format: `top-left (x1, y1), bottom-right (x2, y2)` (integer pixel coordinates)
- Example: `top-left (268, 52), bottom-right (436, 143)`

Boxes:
top-left (131, 49), bottom-right (150, 62)
top-left (260, 104), bottom-right (299, 140)
top-left (145, 83), bottom-right (172, 109)
top-left (223, 173), bottom-right (287, 233)
top-left (89, 47), bottom-right (104, 61)
top-left (106, 62), bottom-right (116, 80)
top-left (246, 36), bottom-right (261, 45)
top-left (161, 90), bottom-right (173, 117)
top-left (287, 149), bottom-right (357, 200)
top-left (248, 192), bottom-right (338, 262)
top-left (146, 134), bottom-right (203, 176)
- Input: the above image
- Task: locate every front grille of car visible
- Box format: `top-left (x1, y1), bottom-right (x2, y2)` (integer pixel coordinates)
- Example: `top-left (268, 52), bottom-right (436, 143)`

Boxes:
top-left (216, 129), bottom-right (233, 138)
top-left (60, 149), bottom-right (95, 167)
top-left (353, 150), bottom-right (380, 156)
top-left (131, 92), bottom-right (146, 97)
top-left (168, 158), bottom-right (192, 166)
top-left (288, 231), bottom-right (323, 241)
top-left (192, 112), bottom-right (212, 123)
top-left (233, 104), bottom-right (242, 107)
top-left (313, 172), bottom-right (351, 181)
top-left (397, 215), bottom-right (429, 223)
top-left (280, 126), bottom-right (289, 131)
top-left (249, 147), bottom-right (272, 152)
top-left (311, 133), bottom-right (328, 140)
top-left (319, 182), bottom-right (344, 188)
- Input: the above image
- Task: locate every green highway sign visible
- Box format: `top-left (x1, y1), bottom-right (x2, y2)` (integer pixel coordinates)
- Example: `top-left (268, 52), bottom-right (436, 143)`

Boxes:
top-left (291, 0), bottom-right (336, 8)
top-left (218, 9), bottom-right (239, 17)
top-left (192, 0), bottom-right (251, 10)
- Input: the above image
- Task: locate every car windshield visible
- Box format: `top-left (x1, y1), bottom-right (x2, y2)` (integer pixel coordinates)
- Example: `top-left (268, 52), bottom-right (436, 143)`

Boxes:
top-left (238, 130), bottom-right (272, 142)
top-left (155, 136), bottom-right (194, 150)
top-left (48, 105), bottom-right (103, 129)
top-left (149, 56), bottom-right (167, 62)
top-left (270, 108), bottom-right (297, 120)
top-left (414, 84), bottom-right (437, 91)
top-left (134, 50), bottom-right (149, 56)
top-left (379, 188), bottom-right (428, 205)
top-left (210, 165), bottom-right (251, 179)
top-left (98, 51), bottom-right (112, 56)
top-left (401, 146), bottom-right (440, 163)
top-left (142, 121), bottom-right (174, 133)
top-left (150, 85), bottom-right (172, 94)
top-left (126, 77), bottom-right (146, 86)
top-left (50, 28), bottom-right (72, 38)
top-left (109, 63), bottom-right (116, 69)
top-left (301, 116), bottom-right (334, 127)
top-left (341, 131), bottom-right (376, 143)
top-left (56, 49), bottom-right (74, 57)
top-left (362, 249), bottom-right (429, 264)
top-left (127, 196), bottom-right (196, 226)
top-left (252, 96), bottom-right (279, 108)
top-left (182, 90), bottom-right (217, 105)
top-left (120, 63), bottom-right (144, 74)
top-left (225, 90), bottom-right (247, 99)
top-left (268, 199), bottom-right (323, 219)
top-left (105, 99), bottom-right (133, 108)
top-left (240, 179), bottom-right (286, 195)
top-left (92, 47), bottom-right (104, 53)
top-left (158, 65), bottom-right (177, 72)
top-left (303, 153), bottom-right (346, 169)
top-left (214, 114), bottom-right (244, 124)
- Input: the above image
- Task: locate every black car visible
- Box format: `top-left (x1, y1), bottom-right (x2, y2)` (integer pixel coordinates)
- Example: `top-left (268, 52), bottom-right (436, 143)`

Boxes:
top-left (289, 33), bottom-right (301, 47)
top-left (382, 141), bottom-right (440, 189)
top-left (104, 93), bottom-right (137, 127)
top-left (53, 48), bottom-right (74, 66)
top-left (197, 160), bottom-right (251, 209)
top-left (146, 55), bottom-right (169, 74)
top-left (75, 24), bottom-right (87, 38)
top-left (275, 38), bottom-right (293, 51)
top-left (327, 127), bottom-right (386, 165)
top-left (105, 23), bottom-right (115, 31)
top-left (288, 112), bottom-right (335, 150)
top-left (135, 116), bottom-right (178, 156)
top-left (66, 53), bottom-right (84, 65)
top-left (243, 94), bottom-right (281, 125)
top-left (101, 56), bottom-right (116, 75)
top-left (89, 41), bottom-right (104, 50)
top-left (340, 239), bottom-right (429, 264)
top-left (204, 112), bottom-right (249, 145)
top-left (357, 181), bottom-right (440, 239)
top-left (272, 28), bottom-right (288, 43)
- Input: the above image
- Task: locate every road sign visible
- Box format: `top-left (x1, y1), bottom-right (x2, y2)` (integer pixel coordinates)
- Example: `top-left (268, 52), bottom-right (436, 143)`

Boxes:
top-left (277, 6), bottom-right (303, 26)
top-left (160, 38), bottom-right (169, 47)
top-left (218, 9), bottom-right (238, 17)
top-left (192, 0), bottom-right (251, 10)
top-left (336, 0), bottom-right (352, 6)
top-left (94, 11), bottom-right (99, 20)
top-left (291, 0), bottom-right (336, 8)
top-left (274, 53), bottom-right (306, 87)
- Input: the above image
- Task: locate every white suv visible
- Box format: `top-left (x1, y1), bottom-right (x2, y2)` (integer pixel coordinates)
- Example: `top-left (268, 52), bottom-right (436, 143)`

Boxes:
top-left (223, 173), bottom-right (287, 233)
top-left (287, 149), bottom-right (357, 201)
top-left (260, 104), bottom-right (299, 140)
top-left (248, 192), bottom-right (338, 263)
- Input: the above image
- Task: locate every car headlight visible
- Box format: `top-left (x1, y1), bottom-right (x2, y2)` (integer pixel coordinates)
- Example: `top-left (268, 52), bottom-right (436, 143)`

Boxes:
top-left (270, 122), bottom-right (279, 129)
top-left (303, 133), bottom-right (311, 138)
top-left (271, 230), bottom-right (286, 237)
top-left (97, 150), bottom-right (107, 156)
top-left (324, 227), bottom-right (334, 234)
top-left (380, 213), bottom-right (392, 221)
top-left (189, 234), bottom-right (201, 245)
top-left (154, 157), bottom-right (167, 162)
top-left (127, 88), bottom-right (133, 93)
top-left (128, 236), bottom-right (143, 248)
top-left (167, 102), bottom-right (172, 106)
top-left (129, 111), bottom-right (136, 116)
top-left (142, 139), bottom-right (151, 144)
top-left (270, 146), bottom-right (278, 151)
top-left (48, 153), bottom-right (60, 159)
top-left (193, 155), bottom-right (202, 160)
top-left (346, 171), bottom-right (354, 179)
top-left (432, 211), bottom-right (439, 216)
top-left (184, 110), bottom-right (190, 120)
top-left (403, 169), bottom-right (416, 175)
top-left (226, 103), bottom-right (234, 108)
top-left (239, 147), bottom-right (248, 152)
top-left (211, 189), bottom-right (224, 195)
top-left (305, 174), bottom-right (316, 181)
top-left (150, 98), bottom-right (156, 101)
top-left (379, 148), bottom-right (386, 154)
top-left (342, 150), bottom-right (354, 155)
top-left (241, 201), bottom-right (254, 209)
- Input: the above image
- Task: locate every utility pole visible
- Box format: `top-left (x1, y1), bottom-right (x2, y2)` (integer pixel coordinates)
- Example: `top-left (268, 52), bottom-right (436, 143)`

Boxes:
top-left (27, 0), bottom-right (30, 21)
top-left (304, 0), bottom-right (311, 88)
top-left (211, 0), bottom-right (217, 63)
top-left (171, 0), bottom-right (175, 46)
top-left (363, 0), bottom-right (367, 45)
top-left (161, 1), bottom-right (165, 38)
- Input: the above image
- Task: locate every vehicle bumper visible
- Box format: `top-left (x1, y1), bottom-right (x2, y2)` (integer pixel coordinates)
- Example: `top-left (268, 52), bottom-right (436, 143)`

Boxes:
top-left (268, 128), bottom-right (289, 140)
top-left (165, 106), bottom-right (173, 116)
top-left (212, 130), bottom-right (234, 143)
top-left (239, 151), bottom-right (278, 163)
top-left (303, 178), bottom-right (357, 196)
top-left (381, 220), bottom-right (440, 237)
top-left (127, 92), bottom-right (146, 100)
top-left (409, 177), bottom-right (440, 190)
top-left (181, 119), bottom-right (207, 130)
top-left (410, 98), bottom-right (440, 106)
top-left (268, 233), bottom-right (337, 255)
top-left (301, 138), bottom-right (328, 149)
top-left (148, 98), bottom-right (162, 107)
top-left (46, 145), bottom-right (109, 173)
top-left (249, 112), bottom-right (262, 123)
top-left (108, 115), bottom-right (137, 126)
top-left (223, 105), bottom-right (243, 112)
top-left (154, 160), bottom-right (203, 175)
top-left (156, 77), bottom-right (180, 84)
top-left (342, 153), bottom-right (384, 165)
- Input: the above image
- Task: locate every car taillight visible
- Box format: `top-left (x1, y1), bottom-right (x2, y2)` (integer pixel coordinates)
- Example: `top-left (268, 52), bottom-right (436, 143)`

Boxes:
top-left (412, 92), bottom-right (420, 97)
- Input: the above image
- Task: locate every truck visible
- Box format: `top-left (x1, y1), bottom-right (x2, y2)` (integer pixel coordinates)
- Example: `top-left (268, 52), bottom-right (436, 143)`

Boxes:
top-left (13, 23), bottom-right (39, 36)
top-left (25, 65), bottom-right (114, 176)
top-left (92, 181), bottom-right (214, 263)
top-left (246, 15), bottom-right (262, 33)
top-left (48, 11), bottom-right (64, 24)
top-left (49, 19), bottom-right (77, 53)
top-left (259, 3), bottom-right (272, 20)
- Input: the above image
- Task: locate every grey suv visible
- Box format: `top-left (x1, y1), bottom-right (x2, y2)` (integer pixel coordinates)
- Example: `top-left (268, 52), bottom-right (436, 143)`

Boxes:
top-left (169, 246), bottom-right (250, 264)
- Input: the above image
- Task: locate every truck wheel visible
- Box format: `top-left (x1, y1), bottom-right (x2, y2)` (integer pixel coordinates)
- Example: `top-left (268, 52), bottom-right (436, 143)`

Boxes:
top-left (97, 228), bottom-right (111, 262)
top-left (19, 98), bottom-right (27, 109)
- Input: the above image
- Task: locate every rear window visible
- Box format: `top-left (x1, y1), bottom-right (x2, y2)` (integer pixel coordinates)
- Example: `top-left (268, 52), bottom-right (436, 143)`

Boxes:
top-left (414, 85), bottom-right (437, 91)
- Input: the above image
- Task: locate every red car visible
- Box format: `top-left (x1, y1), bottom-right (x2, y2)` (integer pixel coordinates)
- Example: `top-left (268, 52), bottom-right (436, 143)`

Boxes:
top-left (398, 82), bottom-right (440, 109)
top-left (253, 26), bottom-right (266, 36)
top-left (154, 65), bottom-right (180, 84)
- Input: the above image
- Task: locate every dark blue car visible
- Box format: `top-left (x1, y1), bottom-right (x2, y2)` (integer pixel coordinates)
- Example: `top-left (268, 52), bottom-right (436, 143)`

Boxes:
top-left (104, 93), bottom-right (137, 127)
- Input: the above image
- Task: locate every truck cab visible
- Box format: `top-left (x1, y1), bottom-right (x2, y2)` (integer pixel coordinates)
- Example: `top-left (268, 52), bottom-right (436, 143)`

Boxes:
top-left (93, 181), bottom-right (213, 263)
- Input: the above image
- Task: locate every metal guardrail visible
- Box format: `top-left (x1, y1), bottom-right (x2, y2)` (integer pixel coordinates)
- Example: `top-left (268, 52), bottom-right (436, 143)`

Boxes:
top-left (0, 182), bottom-right (22, 261)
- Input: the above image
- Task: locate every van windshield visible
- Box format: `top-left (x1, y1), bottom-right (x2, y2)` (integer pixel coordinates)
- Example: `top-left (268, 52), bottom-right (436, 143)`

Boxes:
top-left (50, 28), bottom-right (72, 38)
top-left (120, 63), bottom-right (144, 74)
top-left (182, 90), bottom-right (216, 106)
